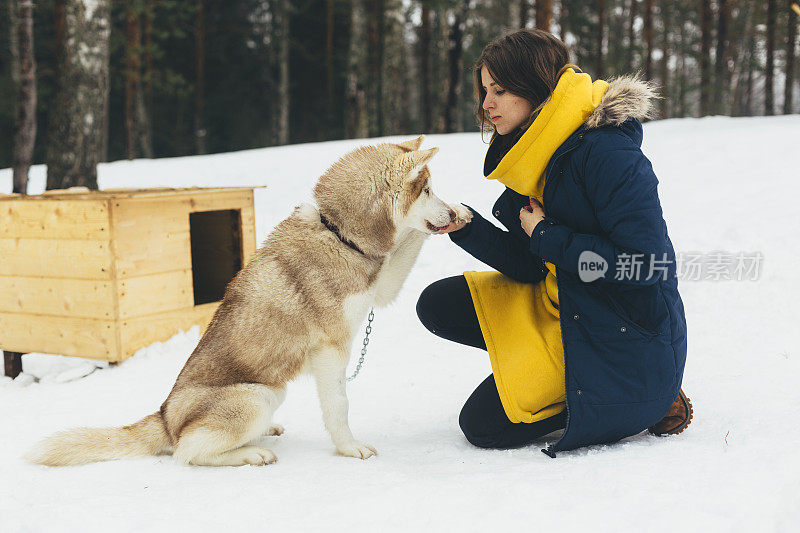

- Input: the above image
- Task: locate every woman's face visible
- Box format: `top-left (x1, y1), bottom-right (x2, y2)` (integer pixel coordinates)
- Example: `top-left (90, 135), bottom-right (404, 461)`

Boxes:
top-left (480, 65), bottom-right (533, 136)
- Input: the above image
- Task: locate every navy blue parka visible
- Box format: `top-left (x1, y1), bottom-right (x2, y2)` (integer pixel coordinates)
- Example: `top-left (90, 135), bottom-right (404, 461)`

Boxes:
top-left (449, 79), bottom-right (687, 456)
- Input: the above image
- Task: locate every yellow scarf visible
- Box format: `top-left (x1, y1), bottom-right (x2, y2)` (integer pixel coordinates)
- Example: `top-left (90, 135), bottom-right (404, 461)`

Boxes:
top-left (486, 68), bottom-right (609, 201)
top-left (463, 68), bottom-right (609, 424)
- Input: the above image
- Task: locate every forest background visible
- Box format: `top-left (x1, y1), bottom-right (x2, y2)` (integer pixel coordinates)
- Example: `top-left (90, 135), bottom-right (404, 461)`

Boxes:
top-left (2, 0), bottom-right (799, 193)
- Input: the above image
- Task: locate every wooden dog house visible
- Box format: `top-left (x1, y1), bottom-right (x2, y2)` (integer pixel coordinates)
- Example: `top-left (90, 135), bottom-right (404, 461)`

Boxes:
top-left (1, 187), bottom-right (259, 377)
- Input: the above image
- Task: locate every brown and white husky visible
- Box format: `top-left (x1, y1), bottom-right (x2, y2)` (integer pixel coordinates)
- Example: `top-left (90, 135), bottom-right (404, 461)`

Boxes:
top-left (25, 135), bottom-right (471, 467)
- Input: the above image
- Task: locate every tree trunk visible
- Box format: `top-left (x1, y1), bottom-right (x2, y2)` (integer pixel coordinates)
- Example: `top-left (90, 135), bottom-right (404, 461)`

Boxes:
top-left (54, 0), bottom-right (66, 67)
top-left (45, 0), bottom-right (111, 190)
top-left (507, 1), bottom-right (520, 31)
top-left (713, 0), bottom-right (730, 115)
top-left (125, 0), bottom-right (141, 160)
top-left (559, 0), bottom-right (568, 41)
top-left (444, 0), bottom-right (467, 133)
top-left (786, 0), bottom-right (798, 114)
top-left (12, 0), bottom-right (37, 195)
top-left (276, 0), bottom-right (290, 144)
top-left (677, 6), bottom-right (686, 117)
top-left (744, 13), bottom-right (756, 117)
top-left (194, 0), bottom-right (207, 153)
top-left (659, 0), bottom-right (669, 119)
top-left (627, 0), bottom-right (638, 71)
top-left (345, 0), bottom-right (367, 138)
top-left (643, 0), bottom-right (653, 79)
top-left (596, 0), bottom-right (605, 79)
top-left (730, 1), bottom-right (754, 116)
top-left (326, 0), bottom-right (335, 110)
top-left (765, 0), bottom-right (776, 115)
top-left (366, 0), bottom-right (385, 137)
top-left (699, 0), bottom-right (711, 116)
top-left (8, 0), bottom-right (20, 86)
top-left (139, 0), bottom-right (154, 157)
top-left (520, 0), bottom-right (531, 28)
top-left (419, 1), bottom-right (432, 133)
top-left (535, 0), bottom-right (553, 31)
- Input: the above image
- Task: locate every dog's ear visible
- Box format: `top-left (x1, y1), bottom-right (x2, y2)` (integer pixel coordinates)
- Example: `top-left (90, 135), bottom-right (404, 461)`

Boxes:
top-left (396, 135), bottom-right (426, 152)
top-left (394, 147), bottom-right (438, 179)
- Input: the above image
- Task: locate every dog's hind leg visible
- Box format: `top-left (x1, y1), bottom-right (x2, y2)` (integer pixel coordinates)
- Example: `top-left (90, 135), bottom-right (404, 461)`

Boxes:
top-left (172, 384), bottom-right (283, 466)
top-left (310, 345), bottom-right (377, 459)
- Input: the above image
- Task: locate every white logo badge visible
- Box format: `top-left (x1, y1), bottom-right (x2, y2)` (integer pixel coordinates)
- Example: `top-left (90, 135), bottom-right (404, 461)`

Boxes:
top-left (578, 251), bottom-right (607, 282)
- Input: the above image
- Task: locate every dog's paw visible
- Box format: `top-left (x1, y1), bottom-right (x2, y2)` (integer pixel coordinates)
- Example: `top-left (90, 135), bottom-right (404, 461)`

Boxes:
top-left (241, 446), bottom-right (278, 466)
top-left (336, 441), bottom-right (378, 460)
top-left (266, 423), bottom-right (284, 436)
top-left (451, 203), bottom-right (473, 225)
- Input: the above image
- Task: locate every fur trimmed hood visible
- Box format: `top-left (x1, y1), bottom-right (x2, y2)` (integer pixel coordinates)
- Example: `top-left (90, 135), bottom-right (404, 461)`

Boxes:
top-left (584, 73), bottom-right (660, 129)
top-left (483, 68), bottom-right (660, 197)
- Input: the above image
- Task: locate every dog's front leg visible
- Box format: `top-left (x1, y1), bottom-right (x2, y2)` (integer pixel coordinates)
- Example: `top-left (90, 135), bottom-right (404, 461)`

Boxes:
top-left (311, 346), bottom-right (377, 459)
top-left (372, 228), bottom-right (427, 307)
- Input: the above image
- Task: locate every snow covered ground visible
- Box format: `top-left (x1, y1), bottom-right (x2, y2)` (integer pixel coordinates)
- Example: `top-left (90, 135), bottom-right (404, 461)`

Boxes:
top-left (1, 115), bottom-right (799, 532)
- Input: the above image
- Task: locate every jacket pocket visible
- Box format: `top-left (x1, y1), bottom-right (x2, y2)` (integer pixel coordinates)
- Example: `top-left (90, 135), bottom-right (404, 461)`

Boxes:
top-left (595, 287), bottom-right (663, 338)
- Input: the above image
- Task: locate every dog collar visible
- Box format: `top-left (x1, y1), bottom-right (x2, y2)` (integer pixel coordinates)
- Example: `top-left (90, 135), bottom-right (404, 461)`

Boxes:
top-left (319, 213), bottom-right (369, 256)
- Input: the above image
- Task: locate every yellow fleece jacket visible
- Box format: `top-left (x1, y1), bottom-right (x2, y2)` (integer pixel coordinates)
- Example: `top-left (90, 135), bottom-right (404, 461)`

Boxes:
top-left (464, 68), bottom-right (609, 424)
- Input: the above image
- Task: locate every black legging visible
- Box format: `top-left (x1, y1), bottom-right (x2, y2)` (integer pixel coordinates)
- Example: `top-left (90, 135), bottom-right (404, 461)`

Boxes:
top-left (416, 275), bottom-right (566, 449)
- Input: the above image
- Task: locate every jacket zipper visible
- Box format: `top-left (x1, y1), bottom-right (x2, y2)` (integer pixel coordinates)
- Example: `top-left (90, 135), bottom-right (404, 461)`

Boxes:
top-left (538, 136), bottom-right (582, 458)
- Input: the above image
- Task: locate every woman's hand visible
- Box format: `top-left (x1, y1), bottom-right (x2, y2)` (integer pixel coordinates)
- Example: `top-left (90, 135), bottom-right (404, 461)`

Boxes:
top-left (520, 198), bottom-right (545, 237)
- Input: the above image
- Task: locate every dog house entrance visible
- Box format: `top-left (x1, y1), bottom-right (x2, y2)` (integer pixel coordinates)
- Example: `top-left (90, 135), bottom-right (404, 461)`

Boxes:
top-left (190, 209), bottom-right (243, 305)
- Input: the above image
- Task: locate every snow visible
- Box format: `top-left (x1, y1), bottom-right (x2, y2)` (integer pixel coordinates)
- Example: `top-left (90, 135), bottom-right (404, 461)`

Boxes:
top-left (2, 115), bottom-right (799, 531)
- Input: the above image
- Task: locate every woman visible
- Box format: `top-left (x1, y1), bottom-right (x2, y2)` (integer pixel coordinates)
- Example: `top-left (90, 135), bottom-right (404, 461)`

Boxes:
top-left (416, 29), bottom-right (691, 457)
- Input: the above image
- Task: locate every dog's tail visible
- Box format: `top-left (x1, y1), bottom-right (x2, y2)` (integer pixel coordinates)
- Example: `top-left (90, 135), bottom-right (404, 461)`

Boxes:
top-left (24, 412), bottom-right (171, 467)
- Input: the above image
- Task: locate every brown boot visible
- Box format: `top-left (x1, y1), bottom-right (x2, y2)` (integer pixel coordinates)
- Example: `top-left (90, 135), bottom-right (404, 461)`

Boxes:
top-left (648, 389), bottom-right (693, 436)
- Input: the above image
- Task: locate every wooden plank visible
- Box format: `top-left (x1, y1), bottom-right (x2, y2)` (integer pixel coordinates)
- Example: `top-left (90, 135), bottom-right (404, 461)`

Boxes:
top-left (111, 190), bottom-right (254, 279)
top-left (0, 238), bottom-right (114, 280)
top-left (240, 194), bottom-right (258, 262)
top-left (242, 225), bottom-right (257, 264)
top-left (118, 302), bottom-right (219, 360)
top-left (113, 230), bottom-right (192, 279)
top-left (0, 187), bottom-right (262, 202)
top-left (0, 276), bottom-right (114, 319)
top-left (0, 198), bottom-right (110, 240)
top-left (117, 269), bottom-right (194, 319)
top-left (105, 186), bottom-right (262, 199)
top-left (0, 313), bottom-right (117, 360)
top-left (112, 189), bottom-right (254, 236)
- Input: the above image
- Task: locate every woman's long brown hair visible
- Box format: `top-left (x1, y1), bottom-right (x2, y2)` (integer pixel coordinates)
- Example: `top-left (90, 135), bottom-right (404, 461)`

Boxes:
top-left (474, 29), bottom-right (580, 143)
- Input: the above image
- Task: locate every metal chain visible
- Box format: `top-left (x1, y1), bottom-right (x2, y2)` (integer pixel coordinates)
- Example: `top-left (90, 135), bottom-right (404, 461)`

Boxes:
top-left (346, 308), bottom-right (374, 382)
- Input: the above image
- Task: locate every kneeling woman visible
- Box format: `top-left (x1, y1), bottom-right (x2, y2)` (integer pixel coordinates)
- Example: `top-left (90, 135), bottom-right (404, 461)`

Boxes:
top-left (417, 29), bottom-right (691, 457)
